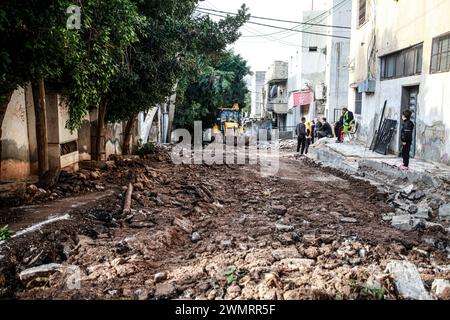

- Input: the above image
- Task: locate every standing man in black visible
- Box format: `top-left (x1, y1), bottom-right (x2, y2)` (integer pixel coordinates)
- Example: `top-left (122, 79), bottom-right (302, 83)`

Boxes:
top-left (400, 110), bottom-right (414, 171)
top-left (296, 117), bottom-right (307, 156)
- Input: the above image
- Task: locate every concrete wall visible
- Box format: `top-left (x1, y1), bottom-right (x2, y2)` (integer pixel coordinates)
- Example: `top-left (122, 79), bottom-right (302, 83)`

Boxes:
top-left (348, 0), bottom-right (450, 165)
top-left (0, 87), bottom-right (31, 181)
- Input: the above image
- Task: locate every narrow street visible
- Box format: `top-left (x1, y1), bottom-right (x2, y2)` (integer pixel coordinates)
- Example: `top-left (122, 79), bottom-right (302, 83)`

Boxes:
top-left (1, 149), bottom-right (448, 300)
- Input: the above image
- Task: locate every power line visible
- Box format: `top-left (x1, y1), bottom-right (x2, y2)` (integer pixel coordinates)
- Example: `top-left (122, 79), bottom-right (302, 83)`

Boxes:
top-left (197, 6), bottom-right (351, 29)
top-left (195, 9), bottom-right (351, 40)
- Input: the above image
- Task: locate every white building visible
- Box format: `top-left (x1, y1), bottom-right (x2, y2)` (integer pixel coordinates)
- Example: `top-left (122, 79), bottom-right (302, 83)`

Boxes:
top-left (348, 0), bottom-right (450, 165)
top-left (250, 71), bottom-right (266, 119)
top-left (287, 10), bottom-right (328, 130)
top-left (324, 0), bottom-right (352, 122)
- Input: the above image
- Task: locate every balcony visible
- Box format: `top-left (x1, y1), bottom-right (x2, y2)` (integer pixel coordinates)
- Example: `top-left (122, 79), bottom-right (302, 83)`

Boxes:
top-left (267, 96), bottom-right (288, 114)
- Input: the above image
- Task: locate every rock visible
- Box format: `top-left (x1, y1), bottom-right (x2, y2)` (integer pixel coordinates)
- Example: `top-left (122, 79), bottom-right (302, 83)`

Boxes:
top-left (275, 223), bottom-right (295, 232)
top-left (414, 205), bottom-right (430, 220)
top-left (173, 217), bottom-right (193, 234)
top-left (401, 184), bottom-right (415, 196)
top-left (26, 184), bottom-right (38, 194)
top-left (391, 215), bottom-right (421, 231)
top-left (385, 261), bottom-right (432, 300)
top-left (226, 285), bottom-right (241, 299)
top-left (154, 272), bottom-right (167, 283)
top-left (277, 258), bottom-right (315, 271)
top-left (424, 222), bottom-right (445, 231)
top-left (304, 247), bottom-right (319, 259)
top-left (272, 247), bottom-right (300, 261)
top-left (408, 205), bottom-right (418, 214)
top-left (271, 205), bottom-right (287, 215)
top-left (431, 279), bottom-right (450, 299)
top-left (155, 283), bottom-right (176, 299)
top-left (438, 204), bottom-right (450, 221)
top-left (302, 234), bottom-right (318, 245)
top-left (19, 263), bottom-right (63, 282)
top-left (221, 239), bottom-right (233, 248)
top-left (340, 217), bottom-right (357, 224)
top-left (414, 191), bottom-right (426, 201)
top-left (90, 171), bottom-right (101, 179)
top-left (191, 232), bottom-right (202, 243)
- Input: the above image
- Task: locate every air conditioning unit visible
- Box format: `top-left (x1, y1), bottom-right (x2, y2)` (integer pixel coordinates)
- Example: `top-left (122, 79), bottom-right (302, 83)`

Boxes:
top-left (358, 79), bottom-right (376, 93)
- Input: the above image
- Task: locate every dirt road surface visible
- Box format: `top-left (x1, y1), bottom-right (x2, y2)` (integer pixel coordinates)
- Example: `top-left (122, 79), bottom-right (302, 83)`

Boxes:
top-left (1, 151), bottom-right (449, 300)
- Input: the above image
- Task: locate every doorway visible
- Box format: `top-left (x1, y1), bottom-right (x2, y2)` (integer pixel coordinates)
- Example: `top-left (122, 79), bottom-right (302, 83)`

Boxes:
top-left (401, 85), bottom-right (419, 158)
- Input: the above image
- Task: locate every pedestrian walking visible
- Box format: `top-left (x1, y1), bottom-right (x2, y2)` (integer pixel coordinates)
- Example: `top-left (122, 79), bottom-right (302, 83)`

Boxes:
top-left (400, 110), bottom-right (414, 171)
top-left (296, 117), bottom-right (307, 156)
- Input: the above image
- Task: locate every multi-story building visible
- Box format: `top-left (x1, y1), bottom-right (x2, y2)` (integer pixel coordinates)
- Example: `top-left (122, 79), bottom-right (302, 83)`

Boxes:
top-left (287, 10), bottom-right (328, 130)
top-left (250, 71), bottom-right (266, 119)
top-left (348, 0), bottom-right (450, 165)
top-left (264, 61), bottom-right (289, 131)
top-left (324, 0), bottom-right (352, 122)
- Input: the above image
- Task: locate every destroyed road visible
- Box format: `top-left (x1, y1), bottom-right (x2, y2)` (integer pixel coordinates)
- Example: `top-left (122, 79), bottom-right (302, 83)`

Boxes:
top-left (0, 150), bottom-right (449, 300)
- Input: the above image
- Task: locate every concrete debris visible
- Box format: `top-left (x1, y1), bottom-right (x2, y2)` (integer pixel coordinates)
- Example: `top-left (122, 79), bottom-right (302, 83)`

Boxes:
top-left (340, 217), bottom-right (358, 224)
top-left (391, 215), bottom-right (422, 232)
top-left (431, 279), bottom-right (450, 300)
top-left (19, 263), bottom-right (63, 282)
top-left (385, 261), bottom-right (432, 300)
top-left (154, 272), bottom-right (167, 283)
top-left (271, 205), bottom-right (287, 215)
top-left (438, 204), bottom-right (450, 221)
top-left (191, 232), bottom-right (202, 243)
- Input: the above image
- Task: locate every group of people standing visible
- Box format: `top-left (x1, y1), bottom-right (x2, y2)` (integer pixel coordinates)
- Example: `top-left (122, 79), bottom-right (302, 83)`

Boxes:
top-left (295, 108), bottom-right (354, 156)
top-left (293, 107), bottom-right (415, 171)
top-left (295, 117), bottom-right (333, 156)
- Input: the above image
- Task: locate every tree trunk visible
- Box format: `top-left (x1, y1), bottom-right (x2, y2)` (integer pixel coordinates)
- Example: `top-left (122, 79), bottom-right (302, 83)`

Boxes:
top-left (95, 100), bottom-right (108, 161)
top-left (123, 114), bottom-right (137, 155)
top-left (31, 79), bottom-right (49, 177)
top-left (0, 91), bottom-right (14, 181)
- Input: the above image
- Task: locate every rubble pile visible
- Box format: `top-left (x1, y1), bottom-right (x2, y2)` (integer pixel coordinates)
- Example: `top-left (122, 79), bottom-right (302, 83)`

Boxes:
top-left (1, 150), bottom-right (449, 300)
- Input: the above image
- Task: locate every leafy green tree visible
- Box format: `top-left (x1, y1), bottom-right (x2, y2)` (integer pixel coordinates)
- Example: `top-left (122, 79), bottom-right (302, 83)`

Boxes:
top-left (105, 1), bottom-right (249, 154)
top-left (175, 51), bottom-right (251, 133)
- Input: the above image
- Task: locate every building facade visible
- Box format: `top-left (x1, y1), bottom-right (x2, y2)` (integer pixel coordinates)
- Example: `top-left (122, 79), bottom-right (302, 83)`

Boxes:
top-left (324, 0), bottom-right (352, 122)
top-left (348, 0), bottom-right (450, 165)
top-left (250, 71), bottom-right (266, 120)
top-left (264, 61), bottom-right (289, 132)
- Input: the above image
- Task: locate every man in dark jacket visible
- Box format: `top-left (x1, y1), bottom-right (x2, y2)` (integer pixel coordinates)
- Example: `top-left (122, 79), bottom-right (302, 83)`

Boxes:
top-left (400, 110), bottom-right (414, 170)
top-left (296, 117), bottom-right (307, 155)
top-left (317, 118), bottom-right (333, 139)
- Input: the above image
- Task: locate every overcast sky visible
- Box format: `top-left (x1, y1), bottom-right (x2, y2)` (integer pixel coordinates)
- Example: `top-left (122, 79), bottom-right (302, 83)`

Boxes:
top-left (202, 0), bottom-right (331, 72)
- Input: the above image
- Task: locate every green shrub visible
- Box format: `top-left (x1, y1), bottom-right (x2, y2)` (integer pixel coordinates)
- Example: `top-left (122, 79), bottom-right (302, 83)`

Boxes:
top-left (137, 142), bottom-right (156, 158)
top-left (0, 225), bottom-right (12, 241)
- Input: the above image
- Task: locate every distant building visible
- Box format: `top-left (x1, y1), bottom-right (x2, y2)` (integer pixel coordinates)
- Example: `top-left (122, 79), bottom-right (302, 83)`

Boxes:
top-left (324, 0), bottom-right (352, 123)
top-left (250, 71), bottom-right (266, 119)
top-left (348, 0), bottom-right (450, 165)
top-left (287, 10), bottom-right (328, 131)
top-left (264, 61), bottom-right (289, 132)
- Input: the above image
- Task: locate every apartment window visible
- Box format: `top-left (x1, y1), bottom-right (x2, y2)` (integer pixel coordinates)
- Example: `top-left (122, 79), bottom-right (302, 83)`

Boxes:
top-left (358, 0), bottom-right (367, 26)
top-left (355, 90), bottom-right (363, 115)
top-left (380, 44), bottom-right (423, 80)
top-left (430, 32), bottom-right (450, 73)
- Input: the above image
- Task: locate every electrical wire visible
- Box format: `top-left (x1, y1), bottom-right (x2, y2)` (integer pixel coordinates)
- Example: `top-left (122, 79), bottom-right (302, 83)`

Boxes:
top-left (197, 6), bottom-right (351, 29)
top-left (195, 9), bottom-right (351, 40)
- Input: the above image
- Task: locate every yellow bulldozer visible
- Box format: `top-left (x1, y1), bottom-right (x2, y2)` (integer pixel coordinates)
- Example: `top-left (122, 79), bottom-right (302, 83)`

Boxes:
top-left (213, 104), bottom-right (244, 137)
